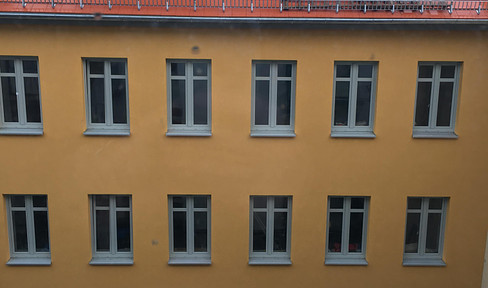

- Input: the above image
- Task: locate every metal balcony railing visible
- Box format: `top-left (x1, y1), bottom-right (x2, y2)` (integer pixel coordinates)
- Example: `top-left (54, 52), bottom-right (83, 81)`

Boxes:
top-left (0, 0), bottom-right (486, 14)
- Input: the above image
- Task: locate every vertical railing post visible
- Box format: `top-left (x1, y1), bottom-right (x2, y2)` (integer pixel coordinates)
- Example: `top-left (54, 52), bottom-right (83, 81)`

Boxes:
top-left (80, 0), bottom-right (84, 9)
top-left (22, 0), bottom-right (26, 8)
top-left (194, 0), bottom-right (196, 10)
top-left (51, 0), bottom-right (56, 8)
top-left (166, 0), bottom-right (169, 10)
top-left (137, 0), bottom-right (141, 10)
top-left (251, 0), bottom-right (253, 11)
top-left (222, 0), bottom-right (225, 11)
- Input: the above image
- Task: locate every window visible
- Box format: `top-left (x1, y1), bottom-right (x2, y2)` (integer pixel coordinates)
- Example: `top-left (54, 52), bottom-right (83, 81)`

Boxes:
top-left (166, 60), bottom-right (211, 136)
top-left (168, 195), bottom-right (211, 264)
top-left (90, 195), bottom-right (133, 265)
top-left (413, 62), bottom-right (461, 138)
top-left (332, 62), bottom-right (377, 138)
top-left (0, 57), bottom-right (42, 135)
top-left (249, 196), bottom-right (292, 265)
top-left (325, 196), bottom-right (369, 265)
top-left (84, 59), bottom-right (129, 135)
top-left (251, 61), bottom-right (296, 137)
top-left (5, 195), bottom-right (50, 265)
top-left (403, 197), bottom-right (448, 266)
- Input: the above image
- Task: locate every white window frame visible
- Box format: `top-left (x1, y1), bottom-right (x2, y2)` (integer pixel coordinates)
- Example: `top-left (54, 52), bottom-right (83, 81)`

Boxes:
top-left (325, 196), bottom-right (369, 265)
top-left (5, 195), bottom-right (51, 265)
top-left (413, 62), bottom-right (461, 138)
top-left (89, 195), bottom-right (133, 265)
top-left (0, 57), bottom-right (43, 135)
top-left (83, 58), bottom-right (130, 136)
top-left (331, 62), bottom-right (377, 138)
top-left (403, 197), bottom-right (448, 266)
top-left (166, 60), bottom-right (212, 136)
top-left (251, 61), bottom-right (296, 137)
top-left (249, 196), bottom-right (292, 265)
top-left (168, 195), bottom-right (211, 265)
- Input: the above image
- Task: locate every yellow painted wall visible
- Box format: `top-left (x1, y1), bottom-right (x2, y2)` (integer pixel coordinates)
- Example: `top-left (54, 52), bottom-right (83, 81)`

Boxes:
top-left (0, 24), bottom-right (487, 288)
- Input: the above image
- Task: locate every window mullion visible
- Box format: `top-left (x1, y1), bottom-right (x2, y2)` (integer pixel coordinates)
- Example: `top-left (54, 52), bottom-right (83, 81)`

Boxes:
top-left (267, 197), bottom-right (273, 255)
top-left (349, 65), bottom-right (358, 129)
top-left (430, 65), bottom-right (441, 128)
top-left (188, 197), bottom-right (194, 254)
top-left (14, 60), bottom-right (26, 125)
top-left (25, 196), bottom-right (36, 254)
top-left (105, 61), bottom-right (113, 126)
top-left (110, 196), bottom-right (117, 254)
top-left (187, 62), bottom-right (194, 127)
top-left (270, 65), bottom-right (277, 128)
top-left (342, 198), bottom-right (351, 255)
top-left (362, 198), bottom-right (368, 254)
top-left (419, 199), bottom-right (429, 255)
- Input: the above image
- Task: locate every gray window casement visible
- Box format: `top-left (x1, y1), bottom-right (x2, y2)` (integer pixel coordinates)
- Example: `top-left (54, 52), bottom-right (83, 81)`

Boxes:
top-left (331, 62), bottom-right (377, 138)
top-left (0, 57), bottom-right (43, 135)
top-left (168, 195), bottom-right (211, 265)
top-left (5, 195), bottom-right (51, 265)
top-left (249, 196), bottom-right (292, 265)
top-left (89, 195), bottom-right (133, 265)
top-left (325, 196), bottom-right (369, 265)
top-left (251, 61), bottom-right (296, 137)
top-left (413, 62), bottom-right (461, 138)
top-left (84, 59), bottom-right (130, 136)
top-left (403, 197), bottom-right (448, 266)
top-left (166, 60), bottom-right (211, 136)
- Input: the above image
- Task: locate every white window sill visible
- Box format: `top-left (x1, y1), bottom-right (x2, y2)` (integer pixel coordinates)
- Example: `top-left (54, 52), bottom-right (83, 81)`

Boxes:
top-left (324, 258), bottom-right (368, 266)
top-left (0, 128), bottom-right (43, 136)
top-left (402, 258), bottom-right (446, 267)
top-left (412, 131), bottom-right (458, 139)
top-left (330, 131), bottom-right (376, 138)
top-left (166, 131), bottom-right (212, 137)
top-left (84, 129), bottom-right (130, 136)
top-left (89, 257), bottom-right (134, 265)
top-left (168, 258), bottom-right (211, 265)
top-left (248, 257), bottom-right (292, 265)
top-left (250, 131), bottom-right (296, 138)
top-left (7, 257), bottom-right (51, 266)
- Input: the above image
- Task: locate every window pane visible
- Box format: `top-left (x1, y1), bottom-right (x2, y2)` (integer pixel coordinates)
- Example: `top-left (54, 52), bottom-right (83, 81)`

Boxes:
top-left (440, 65), bottom-right (456, 78)
top-left (329, 197), bottom-right (343, 209)
top-left (24, 77), bottom-right (41, 123)
top-left (253, 196), bottom-right (267, 208)
top-left (1, 77), bottom-right (18, 122)
top-left (116, 211), bottom-right (131, 252)
top-left (96, 210), bottom-right (110, 251)
top-left (173, 211), bottom-right (187, 252)
top-left (90, 78), bottom-right (105, 124)
top-left (12, 211), bottom-right (28, 252)
top-left (328, 212), bottom-right (343, 252)
top-left (255, 80), bottom-right (269, 125)
top-left (336, 65), bottom-right (351, 78)
top-left (34, 211), bottom-right (49, 252)
top-left (404, 213), bottom-right (420, 253)
top-left (193, 80), bottom-right (208, 125)
top-left (436, 82), bottom-right (454, 127)
top-left (252, 212), bottom-right (267, 252)
top-left (414, 82), bottom-right (432, 126)
top-left (171, 63), bottom-right (185, 76)
top-left (407, 198), bottom-right (422, 209)
top-left (277, 64), bottom-right (292, 77)
top-left (22, 60), bottom-right (38, 74)
top-left (274, 197), bottom-right (288, 209)
top-left (95, 195), bottom-right (109, 207)
top-left (429, 198), bottom-right (443, 210)
top-left (116, 196), bottom-right (130, 208)
top-left (172, 196), bottom-right (186, 208)
top-left (111, 79), bottom-right (127, 124)
top-left (0, 60), bottom-right (14, 73)
top-left (418, 65), bottom-right (433, 78)
top-left (171, 79), bottom-right (186, 125)
top-left (194, 211), bottom-right (208, 252)
top-left (355, 81), bottom-right (372, 126)
top-left (334, 81), bottom-right (350, 126)
top-left (351, 198), bottom-right (364, 209)
top-left (33, 195), bottom-right (47, 207)
top-left (193, 63), bottom-right (207, 76)
top-left (11, 195), bottom-right (25, 207)
top-left (348, 212), bottom-right (363, 253)
top-left (425, 213), bottom-right (441, 253)
top-left (256, 64), bottom-right (270, 77)
top-left (276, 80), bottom-right (291, 126)
top-left (194, 196), bottom-right (207, 208)
top-left (358, 65), bottom-right (373, 78)
top-left (273, 212), bottom-right (288, 252)
top-left (110, 62), bottom-right (125, 76)
top-left (89, 61), bottom-right (104, 75)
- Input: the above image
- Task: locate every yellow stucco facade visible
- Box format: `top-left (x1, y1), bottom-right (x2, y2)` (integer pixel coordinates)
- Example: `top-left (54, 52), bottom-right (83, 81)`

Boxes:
top-left (0, 24), bottom-right (487, 287)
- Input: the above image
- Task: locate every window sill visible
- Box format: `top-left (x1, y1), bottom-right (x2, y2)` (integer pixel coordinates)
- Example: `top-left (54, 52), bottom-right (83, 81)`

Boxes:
top-left (324, 258), bottom-right (368, 266)
top-left (248, 258), bottom-right (292, 265)
top-left (0, 128), bottom-right (43, 136)
top-left (84, 129), bottom-right (130, 136)
top-left (330, 131), bottom-right (375, 138)
top-left (402, 258), bottom-right (446, 267)
top-left (250, 131), bottom-right (296, 138)
top-left (89, 257), bottom-right (134, 265)
top-left (412, 131), bottom-right (458, 139)
top-left (166, 131), bottom-right (212, 137)
top-left (168, 258), bottom-right (211, 265)
top-left (7, 257), bottom-right (51, 266)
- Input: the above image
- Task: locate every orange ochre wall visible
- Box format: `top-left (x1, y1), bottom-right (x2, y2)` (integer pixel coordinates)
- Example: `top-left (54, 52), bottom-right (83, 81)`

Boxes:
top-left (0, 24), bottom-right (487, 288)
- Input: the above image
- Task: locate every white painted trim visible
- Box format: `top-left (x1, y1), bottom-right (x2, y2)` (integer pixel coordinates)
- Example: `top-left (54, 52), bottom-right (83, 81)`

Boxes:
top-left (6, 257), bottom-right (51, 266)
